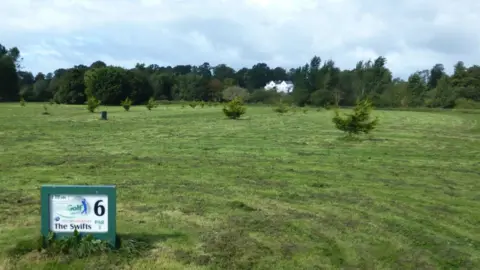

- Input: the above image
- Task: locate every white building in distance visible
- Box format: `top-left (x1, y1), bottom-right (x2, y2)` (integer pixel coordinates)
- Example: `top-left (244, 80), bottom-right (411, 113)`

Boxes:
top-left (264, 80), bottom-right (294, 93)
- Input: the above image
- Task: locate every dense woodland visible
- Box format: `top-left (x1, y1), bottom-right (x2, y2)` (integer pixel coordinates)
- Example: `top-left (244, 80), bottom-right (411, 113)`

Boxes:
top-left (1, 42), bottom-right (479, 108)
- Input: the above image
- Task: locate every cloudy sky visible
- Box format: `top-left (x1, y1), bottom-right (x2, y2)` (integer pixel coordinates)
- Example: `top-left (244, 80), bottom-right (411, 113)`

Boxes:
top-left (1, 0), bottom-right (479, 78)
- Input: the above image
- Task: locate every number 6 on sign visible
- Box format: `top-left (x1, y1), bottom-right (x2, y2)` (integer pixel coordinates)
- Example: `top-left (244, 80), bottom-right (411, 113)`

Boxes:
top-left (94, 200), bottom-right (105, 216)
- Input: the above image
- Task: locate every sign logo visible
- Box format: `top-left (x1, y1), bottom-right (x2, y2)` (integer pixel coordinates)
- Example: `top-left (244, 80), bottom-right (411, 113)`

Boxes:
top-left (57, 196), bottom-right (89, 218)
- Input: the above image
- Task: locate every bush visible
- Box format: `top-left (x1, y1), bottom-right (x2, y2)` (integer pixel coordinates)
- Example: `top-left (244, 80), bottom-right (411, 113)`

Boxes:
top-left (146, 97), bottom-right (157, 110)
top-left (290, 104), bottom-right (298, 113)
top-left (454, 98), bottom-right (480, 109)
top-left (249, 88), bottom-right (282, 104)
top-left (199, 101), bottom-right (205, 108)
top-left (86, 96), bottom-right (100, 113)
top-left (332, 99), bottom-right (378, 136)
top-left (7, 230), bottom-right (149, 260)
top-left (189, 101), bottom-right (197, 108)
top-left (222, 97), bottom-right (246, 119)
top-left (20, 97), bottom-right (25, 106)
top-left (157, 100), bottom-right (172, 105)
top-left (222, 86), bottom-right (249, 101)
top-left (273, 102), bottom-right (289, 114)
top-left (42, 104), bottom-right (50, 115)
top-left (43, 230), bottom-right (110, 258)
top-left (121, 97), bottom-right (132, 111)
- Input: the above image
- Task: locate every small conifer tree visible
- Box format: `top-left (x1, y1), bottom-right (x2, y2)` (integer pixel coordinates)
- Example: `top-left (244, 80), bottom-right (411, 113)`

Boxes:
top-left (42, 104), bottom-right (50, 115)
top-left (121, 97), bottom-right (132, 111)
top-left (146, 97), bottom-right (157, 110)
top-left (332, 99), bottom-right (379, 136)
top-left (86, 96), bottom-right (100, 113)
top-left (222, 97), bottom-right (246, 119)
top-left (273, 102), bottom-right (289, 114)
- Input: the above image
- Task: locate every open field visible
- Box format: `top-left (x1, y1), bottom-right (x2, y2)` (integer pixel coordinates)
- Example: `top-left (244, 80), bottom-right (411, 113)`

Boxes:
top-left (0, 103), bottom-right (479, 269)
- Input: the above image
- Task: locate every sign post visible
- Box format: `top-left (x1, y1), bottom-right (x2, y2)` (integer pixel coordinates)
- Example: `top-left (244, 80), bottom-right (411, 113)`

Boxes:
top-left (41, 185), bottom-right (116, 247)
top-left (100, 111), bottom-right (107, 120)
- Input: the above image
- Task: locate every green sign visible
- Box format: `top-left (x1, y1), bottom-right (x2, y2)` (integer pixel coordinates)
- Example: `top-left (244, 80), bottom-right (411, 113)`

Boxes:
top-left (41, 185), bottom-right (116, 246)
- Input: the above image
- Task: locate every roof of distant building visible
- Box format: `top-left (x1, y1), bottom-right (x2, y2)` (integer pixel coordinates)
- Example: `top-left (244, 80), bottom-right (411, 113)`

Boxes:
top-left (269, 80), bottom-right (293, 85)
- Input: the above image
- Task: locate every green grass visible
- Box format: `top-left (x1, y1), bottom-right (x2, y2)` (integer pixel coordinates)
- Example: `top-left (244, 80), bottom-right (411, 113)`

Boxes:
top-left (0, 103), bottom-right (479, 269)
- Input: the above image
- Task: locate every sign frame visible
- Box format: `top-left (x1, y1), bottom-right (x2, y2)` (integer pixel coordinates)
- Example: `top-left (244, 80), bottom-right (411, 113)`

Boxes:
top-left (41, 185), bottom-right (116, 246)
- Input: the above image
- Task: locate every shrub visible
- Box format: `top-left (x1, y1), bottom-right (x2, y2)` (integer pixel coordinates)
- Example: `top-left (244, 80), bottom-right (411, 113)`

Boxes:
top-left (332, 99), bottom-right (379, 136)
top-left (222, 97), bottom-right (246, 119)
top-left (86, 96), bottom-right (101, 113)
top-left (49, 99), bottom-right (55, 105)
top-left (249, 88), bottom-right (282, 104)
top-left (43, 230), bottom-right (109, 258)
top-left (273, 102), bottom-right (289, 114)
top-left (157, 100), bottom-right (172, 105)
top-left (199, 101), bottom-right (205, 108)
top-left (222, 86), bottom-right (249, 101)
top-left (454, 98), bottom-right (480, 109)
top-left (146, 97), bottom-right (157, 110)
top-left (42, 104), bottom-right (50, 115)
top-left (189, 101), bottom-right (197, 108)
top-left (121, 97), bottom-right (132, 111)
top-left (303, 108), bottom-right (308, 114)
top-left (20, 97), bottom-right (25, 106)
top-left (290, 104), bottom-right (298, 113)
top-left (8, 230), bottom-right (149, 261)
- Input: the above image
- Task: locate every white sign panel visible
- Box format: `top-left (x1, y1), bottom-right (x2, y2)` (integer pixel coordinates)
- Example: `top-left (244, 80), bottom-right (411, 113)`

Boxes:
top-left (49, 194), bottom-right (108, 233)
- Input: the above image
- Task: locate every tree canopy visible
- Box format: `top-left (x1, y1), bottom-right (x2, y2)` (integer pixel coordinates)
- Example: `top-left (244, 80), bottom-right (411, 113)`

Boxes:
top-left (1, 42), bottom-right (479, 108)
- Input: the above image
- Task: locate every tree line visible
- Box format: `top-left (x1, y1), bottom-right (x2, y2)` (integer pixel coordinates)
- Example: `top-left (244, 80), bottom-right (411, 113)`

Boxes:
top-left (1, 42), bottom-right (479, 108)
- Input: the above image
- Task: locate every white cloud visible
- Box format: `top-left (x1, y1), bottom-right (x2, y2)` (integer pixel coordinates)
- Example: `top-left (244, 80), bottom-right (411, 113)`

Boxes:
top-left (1, 0), bottom-right (479, 78)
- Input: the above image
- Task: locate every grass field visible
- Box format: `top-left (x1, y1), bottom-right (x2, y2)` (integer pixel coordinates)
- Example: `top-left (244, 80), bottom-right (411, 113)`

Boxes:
top-left (0, 103), bottom-right (479, 269)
